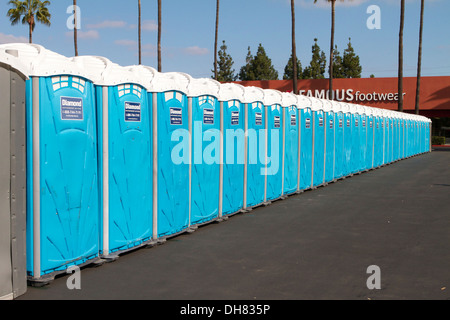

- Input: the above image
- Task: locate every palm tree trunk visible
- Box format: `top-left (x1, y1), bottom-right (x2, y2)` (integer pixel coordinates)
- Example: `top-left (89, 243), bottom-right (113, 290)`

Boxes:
top-left (138, 0), bottom-right (141, 64)
top-left (329, 0), bottom-right (335, 100)
top-left (214, 0), bottom-right (220, 80)
top-left (291, 0), bottom-right (298, 94)
top-left (415, 0), bottom-right (424, 115)
top-left (398, 0), bottom-right (405, 112)
top-left (157, 0), bottom-right (162, 72)
top-left (28, 15), bottom-right (34, 43)
top-left (74, 0), bottom-right (78, 56)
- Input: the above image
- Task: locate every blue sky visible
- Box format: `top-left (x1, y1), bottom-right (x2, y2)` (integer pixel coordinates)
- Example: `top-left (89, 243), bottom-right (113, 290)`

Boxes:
top-left (1, 0), bottom-right (449, 79)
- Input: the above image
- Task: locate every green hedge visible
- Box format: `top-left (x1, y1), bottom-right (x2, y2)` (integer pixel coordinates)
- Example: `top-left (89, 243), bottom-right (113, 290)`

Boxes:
top-left (432, 136), bottom-right (446, 145)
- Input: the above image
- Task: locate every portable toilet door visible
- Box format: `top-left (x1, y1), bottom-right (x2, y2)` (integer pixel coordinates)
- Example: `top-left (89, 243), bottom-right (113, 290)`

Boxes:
top-left (92, 61), bottom-right (154, 257)
top-left (333, 101), bottom-right (345, 180)
top-left (6, 44), bottom-right (101, 283)
top-left (349, 104), bottom-right (361, 174)
top-left (281, 92), bottom-right (299, 195)
top-left (365, 107), bottom-right (374, 170)
top-left (399, 113), bottom-right (405, 160)
top-left (311, 97), bottom-right (325, 188)
top-left (149, 72), bottom-right (191, 239)
top-left (218, 83), bottom-right (245, 218)
top-left (188, 78), bottom-right (221, 226)
top-left (357, 105), bottom-right (368, 172)
top-left (374, 109), bottom-right (383, 168)
top-left (263, 89), bottom-right (283, 202)
top-left (0, 48), bottom-right (28, 298)
top-left (393, 114), bottom-right (400, 161)
top-left (323, 100), bottom-right (335, 184)
top-left (343, 103), bottom-right (353, 177)
top-left (298, 97), bottom-right (313, 191)
top-left (242, 86), bottom-right (266, 210)
top-left (385, 112), bottom-right (392, 164)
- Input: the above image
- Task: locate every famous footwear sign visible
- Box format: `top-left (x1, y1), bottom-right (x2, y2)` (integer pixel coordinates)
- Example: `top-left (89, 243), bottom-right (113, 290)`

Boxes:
top-left (235, 76), bottom-right (450, 116)
top-left (298, 88), bottom-right (406, 103)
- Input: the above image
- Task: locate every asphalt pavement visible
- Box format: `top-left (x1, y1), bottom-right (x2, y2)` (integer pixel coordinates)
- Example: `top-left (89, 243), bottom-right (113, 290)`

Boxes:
top-left (17, 148), bottom-right (450, 301)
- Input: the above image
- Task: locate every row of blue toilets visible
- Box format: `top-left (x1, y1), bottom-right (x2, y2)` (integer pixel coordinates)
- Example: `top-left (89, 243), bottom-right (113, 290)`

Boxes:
top-left (0, 43), bottom-right (432, 284)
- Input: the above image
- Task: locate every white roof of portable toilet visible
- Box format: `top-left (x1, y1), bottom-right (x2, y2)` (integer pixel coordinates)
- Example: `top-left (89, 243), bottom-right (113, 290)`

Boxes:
top-left (322, 99), bottom-right (333, 113)
top-left (217, 82), bottom-right (245, 102)
top-left (263, 89), bottom-right (283, 106)
top-left (72, 55), bottom-right (114, 83)
top-left (331, 100), bottom-right (343, 113)
top-left (242, 86), bottom-right (265, 104)
top-left (0, 43), bottom-right (88, 79)
top-left (309, 97), bottom-right (324, 111)
top-left (124, 65), bottom-right (157, 91)
top-left (0, 46), bottom-right (30, 78)
top-left (149, 71), bottom-right (192, 94)
top-left (187, 77), bottom-right (221, 98)
top-left (296, 94), bottom-right (311, 110)
top-left (281, 91), bottom-right (298, 108)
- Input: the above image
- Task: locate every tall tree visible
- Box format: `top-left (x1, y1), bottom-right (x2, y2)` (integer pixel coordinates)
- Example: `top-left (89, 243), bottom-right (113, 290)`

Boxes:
top-left (291, 0), bottom-right (298, 94)
top-left (239, 44), bottom-right (278, 81)
top-left (251, 43), bottom-right (278, 80)
top-left (213, 0), bottom-right (220, 80)
top-left (7, 0), bottom-right (51, 44)
top-left (303, 38), bottom-right (326, 79)
top-left (157, 0), bottom-right (162, 71)
top-left (314, 0), bottom-right (343, 99)
top-left (213, 40), bottom-right (237, 82)
top-left (138, 0), bottom-right (141, 64)
top-left (73, 0), bottom-right (78, 56)
top-left (238, 46), bottom-right (254, 80)
top-left (331, 45), bottom-right (344, 78)
top-left (398, 0), bottom-right (405, 112)
top-left (283, 53), bottom-right (302, 81)
top-left (415, 0), bottom-right (425, 115)
top-left (342, 38), bottom-right (362, 78)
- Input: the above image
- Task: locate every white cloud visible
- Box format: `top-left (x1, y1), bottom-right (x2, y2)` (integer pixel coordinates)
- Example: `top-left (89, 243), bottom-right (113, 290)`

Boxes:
top-left (87, 20), bottom-right (127, 29)
top-left (66, 30), bottom-right (99, 40)
top-left (183, 46), bottom-right (209, 56)
top-left (0, 32), bottom-right (27, 44)
top-left (129, 20), bottom-right (158, 32)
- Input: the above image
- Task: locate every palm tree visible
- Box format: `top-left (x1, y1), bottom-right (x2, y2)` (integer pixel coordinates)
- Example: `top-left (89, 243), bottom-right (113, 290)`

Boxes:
top-left (157, 0), bottom-right (162, 72)
top-left (314, 0), bottom-right (343, 100)
top-left (291, 0), bottom-right (298, 94)
top-left (7, 0), bottom-right (51, 44)
top-left (398, 0), bottom-right (405, 112)
top-left (213, 0), bottom-right (220, 80)
top-left (415, 0), bottom-right (425, 115)
top-left (73, 0), bottom-right (78, 56)
top-left (138, 0), bottom-right (142, 64)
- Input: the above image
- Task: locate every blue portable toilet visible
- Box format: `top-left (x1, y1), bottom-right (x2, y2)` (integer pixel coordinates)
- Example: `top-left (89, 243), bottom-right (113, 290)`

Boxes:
top-left (149, 71), bottom-right (192, 239)
top-left (342, 103), bottom-right (353, 177)
top-left (384, 111), bottom-right (392, 164)
top-left (281, 92), bottom-right (299, 195)
top-left (75, 56), bottom-right (155, 258)
top-left (373, 108), bottom-right (383, 168)
top-left (400, 112), bottom-right (406, 159)
top-left (188, 77), bottom-right (222, 226)
top-left (357, 105), bottom-right (368, 172)
top-left (332, 101), bottom-right (345, 180)
top-left (242, 86), bottom-right (266, 210)
top-left (298, 96), bottom-right (313, 191)
top-left (217, 83), bottom-right (245, 218)
top-left (323, 100), bottom-right (335, 184)
top-left (364, 106), bottom-right (375, 170)
top-left (311, 97), bottom-right (325, 188)
top-left (349, 104), bottom-right (361, 174)
top-left (393, 113), bottom-right (400, 161)
top-left (5, 44), bottom-right (101, 283)
top-left (263, 89), bottom-right (283, 202)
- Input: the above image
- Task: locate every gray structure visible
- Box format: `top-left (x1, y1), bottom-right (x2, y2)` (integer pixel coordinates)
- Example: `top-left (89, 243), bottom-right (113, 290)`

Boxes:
top-left (0, 49), bottom-right (28, 299)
